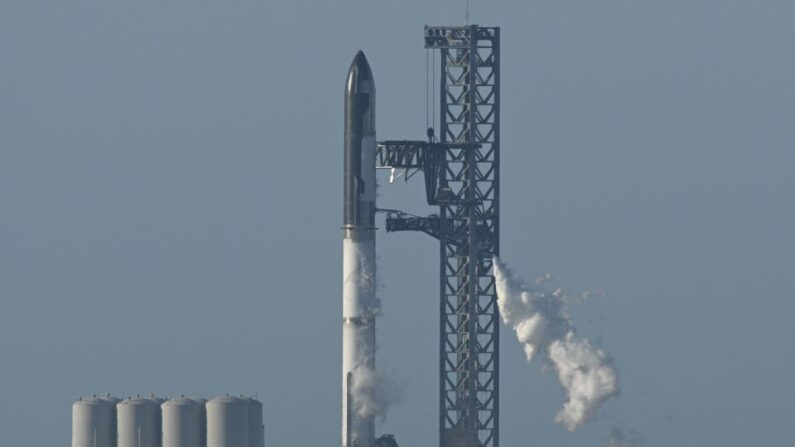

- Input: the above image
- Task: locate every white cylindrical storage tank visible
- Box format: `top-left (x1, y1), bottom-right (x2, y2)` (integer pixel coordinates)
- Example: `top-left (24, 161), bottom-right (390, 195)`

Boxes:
top-left (117, 397), bottom-right (162, 447)
top-left (162, 397), bottom-right (206, 447)
top-left (72, 396), bottom-right (117, 447)
top-left (207, 395), bottom-right (249, 447)
top-left (246, 398), bottom-right (264, 447)
top-left (102, 395), bottom-right (121, 405)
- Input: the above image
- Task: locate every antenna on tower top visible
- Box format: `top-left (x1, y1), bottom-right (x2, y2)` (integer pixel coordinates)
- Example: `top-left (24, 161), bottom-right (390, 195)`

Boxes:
top-left (465, 0), bottom-right (470, 25)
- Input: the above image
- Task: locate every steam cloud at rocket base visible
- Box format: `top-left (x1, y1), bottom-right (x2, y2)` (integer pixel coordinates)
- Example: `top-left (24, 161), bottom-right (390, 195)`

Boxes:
top-left (492, 257), bottom-right (620, 431)
top-left (350, 364), bottom-right (402, 422)
top-left (344, 246), bottom-right (401, 423)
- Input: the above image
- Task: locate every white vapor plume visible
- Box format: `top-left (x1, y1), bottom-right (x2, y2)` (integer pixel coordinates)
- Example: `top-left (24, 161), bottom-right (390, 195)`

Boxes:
top-left (608, 427), bottom-right (643, 447)
top-left (350, 365), bottom-right (401, 421)
top-left (492, 257), bottom-right (619, 431)
top-left (347, 254), bottom-right (401, 422)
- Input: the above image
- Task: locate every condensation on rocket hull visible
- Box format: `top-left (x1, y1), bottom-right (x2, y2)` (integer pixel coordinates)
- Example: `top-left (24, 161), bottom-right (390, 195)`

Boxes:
top-left (342, 50), bottom-right (377, 447)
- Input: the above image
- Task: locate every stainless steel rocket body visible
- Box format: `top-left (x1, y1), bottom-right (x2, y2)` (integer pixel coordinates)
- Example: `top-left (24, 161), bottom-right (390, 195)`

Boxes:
top-left (342, 51), bottom-right (377, 447)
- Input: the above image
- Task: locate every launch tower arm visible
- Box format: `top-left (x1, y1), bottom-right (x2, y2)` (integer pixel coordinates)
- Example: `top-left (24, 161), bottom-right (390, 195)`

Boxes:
top-left (376, 208), bottom-right (476, 247)
top-left (376, 140), bottom-right (479, 206)
top-left (376, 140), bottom-right (428, 169)
top-left (377, 209), bottom-right (441, 240)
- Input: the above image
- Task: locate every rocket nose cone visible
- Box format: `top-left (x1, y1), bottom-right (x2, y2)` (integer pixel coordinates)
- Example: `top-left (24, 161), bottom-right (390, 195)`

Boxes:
top-left (346, 50), bottom-right (373, 95)
top-left (352, 51), bottom-right (370, 72)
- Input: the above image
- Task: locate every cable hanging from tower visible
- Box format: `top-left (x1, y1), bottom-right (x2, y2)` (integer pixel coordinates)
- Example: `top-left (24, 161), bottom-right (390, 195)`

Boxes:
top-left (426, 47), bottom-right (438, 143)
top-left (432, 47), bottom-right (436, 141)
top-left (426, 48), bottom-right (430, 132)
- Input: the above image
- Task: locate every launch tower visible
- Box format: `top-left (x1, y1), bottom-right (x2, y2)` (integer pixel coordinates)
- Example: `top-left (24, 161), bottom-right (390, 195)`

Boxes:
top-left (376, 25), bottom-right (500, 447)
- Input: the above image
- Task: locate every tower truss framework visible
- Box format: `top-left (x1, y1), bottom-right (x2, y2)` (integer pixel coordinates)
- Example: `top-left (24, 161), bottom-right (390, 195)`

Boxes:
top-left (376, 25), bottom-right (500, 447)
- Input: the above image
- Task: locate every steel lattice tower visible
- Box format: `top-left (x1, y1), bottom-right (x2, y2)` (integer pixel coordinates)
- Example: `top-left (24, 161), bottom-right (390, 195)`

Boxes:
top-left (376, 25), bottom-right (500, 447)
top-left (429, 25), bottom-right (500, 447)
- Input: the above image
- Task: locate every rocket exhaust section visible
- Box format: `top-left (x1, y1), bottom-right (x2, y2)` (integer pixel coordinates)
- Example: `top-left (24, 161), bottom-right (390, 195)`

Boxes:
top-left (342, 51), bottom-right (377, 447)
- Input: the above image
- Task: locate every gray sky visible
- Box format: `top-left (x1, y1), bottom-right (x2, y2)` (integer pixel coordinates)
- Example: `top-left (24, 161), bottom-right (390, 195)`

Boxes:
top-left (1, 1), bottom-right (794, 446)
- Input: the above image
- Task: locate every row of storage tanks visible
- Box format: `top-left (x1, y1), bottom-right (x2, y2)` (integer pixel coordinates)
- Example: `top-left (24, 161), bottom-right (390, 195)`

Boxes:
top-left (72, 394), bottom-right (264, 447)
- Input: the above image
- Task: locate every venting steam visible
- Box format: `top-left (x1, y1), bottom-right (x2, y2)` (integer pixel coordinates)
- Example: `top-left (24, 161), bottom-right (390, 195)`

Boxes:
top-left (345, 250), bottom-right (401, 422)
top-left (492, 257), bottom-right (619, 431)
top-left (350, 365), bottom-right (401, 422)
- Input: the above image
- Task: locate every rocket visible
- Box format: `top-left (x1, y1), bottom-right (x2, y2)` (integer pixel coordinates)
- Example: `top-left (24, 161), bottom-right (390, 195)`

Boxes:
top-left (342, 51), bottom-right (377, 447)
